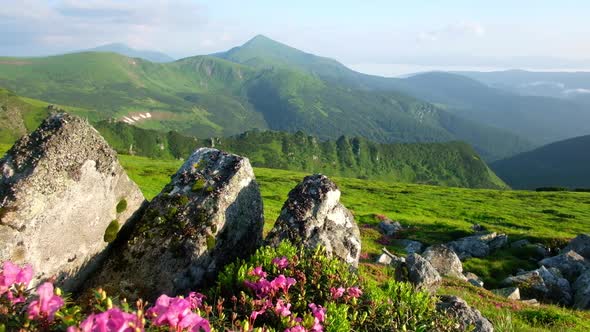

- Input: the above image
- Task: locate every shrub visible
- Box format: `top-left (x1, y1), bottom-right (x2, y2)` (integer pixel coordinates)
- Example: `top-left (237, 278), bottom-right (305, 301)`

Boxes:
top-left (0, 242), bottom-right (458, 331)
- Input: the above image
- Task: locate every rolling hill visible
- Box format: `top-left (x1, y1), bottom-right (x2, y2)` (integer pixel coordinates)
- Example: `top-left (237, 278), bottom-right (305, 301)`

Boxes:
top-left (0, 36), bottom-right (535, 161)
top-left (491, 135), bottom-right (590, 189)
top-left (82, 43), bottom-right (175, 63)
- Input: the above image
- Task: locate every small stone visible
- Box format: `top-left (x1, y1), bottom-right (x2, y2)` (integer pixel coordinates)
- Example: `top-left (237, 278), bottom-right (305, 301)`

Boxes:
top-left (422, 244), bottom-right (465, 279)
top-left (405, 253), bottom-right (441, 292)
top-left (396, 239), bottom-right (424, 254)
top-left (563, 234), bottom-right (590, 259)
top-left (539, 250), bottom-right (590, 281)
top-left (437, 296), bottom-right (494, 332)
top-left (378, 219), bottom-right (403, 236)
top-left (510, 239), bottom-right (531, 248)
top-left (447, 232), bottom-right (508, 260)
top-left (492, 287), bottom-right (521, 300)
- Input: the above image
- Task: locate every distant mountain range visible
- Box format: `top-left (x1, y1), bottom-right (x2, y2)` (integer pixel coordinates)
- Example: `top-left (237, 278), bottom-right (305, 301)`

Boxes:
top-left (81, 43), bottom-right (175, 63)
top-left (491, 135), bottom-right (590, 189)
top-left (0, 35), bottom-right (589, 163)
top-left (456, 70), bottom-right (590, 103)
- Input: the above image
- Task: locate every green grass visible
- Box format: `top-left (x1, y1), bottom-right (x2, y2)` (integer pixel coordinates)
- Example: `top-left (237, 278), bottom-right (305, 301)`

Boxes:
top-left (3, 149), bottom-right (590, 330)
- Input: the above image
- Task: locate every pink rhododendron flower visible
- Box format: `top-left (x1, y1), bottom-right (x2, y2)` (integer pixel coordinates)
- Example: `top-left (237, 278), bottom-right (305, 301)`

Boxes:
top-left (147, 294), bottom-right (210, 332)
top-left (274, 299), bottom-right (292, 317)
top-left (272, 257), bottom-right (289, 269)
top-left (188, 292), bottom-right (206, 310)
top-left (250, 308), bottom-right (266, 323)
top-left (347, 287), bottom-right (362, 298)
top-left (270, 275), bottom-right (296, 293)
top-left (285, 326), bottom-right (307, 332)
top-left (0, 261), bottom-right (33, 295)
top-left (27, 282), bottom-right (64, 321)
top-left (245, 278), bottom-right (273, 299)
top-left (330, 287), bottom-right (345, 299)
top-left (309, 303), bottom-right (326, 332)
top-left (249, 266), bottom-right (268, 279)
top-left (70, 308), bottom-right (140, 332)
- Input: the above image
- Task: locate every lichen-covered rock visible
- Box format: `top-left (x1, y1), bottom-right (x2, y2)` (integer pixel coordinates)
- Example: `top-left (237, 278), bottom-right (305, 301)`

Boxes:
top-left (539, 250), bottom-right (590, 281)
top-left (0, 113), bottom-right (144, 291)
top-left (405, 253), bottom-right (441, 292)
top-left (501, 266), bottom-right (572, 305)
top-left (88, 148), bottom-right (264, 300)
top-left (572, 270), bottom-right (590, 310)
top-left (437, 296), bottom-right (494, 332)
top-left (422, 244), bottom-right (465, 279)
top-left (564, 234), bottom-right (590, 259)
top-left (265, 174), bottom-right (361, 267)
top-left (447, 232), bottom-right (508, 260)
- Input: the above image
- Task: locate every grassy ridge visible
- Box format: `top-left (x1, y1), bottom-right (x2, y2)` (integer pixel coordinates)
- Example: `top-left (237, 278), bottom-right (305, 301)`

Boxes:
top-left (115, 154), bottom-right (590, 331)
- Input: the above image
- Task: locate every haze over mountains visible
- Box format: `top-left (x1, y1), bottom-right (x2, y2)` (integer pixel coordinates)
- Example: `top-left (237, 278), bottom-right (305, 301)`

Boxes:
top-left (0, 35), bottom-right (589, 188)
top-left (81, 43), bottom-right (175, 63)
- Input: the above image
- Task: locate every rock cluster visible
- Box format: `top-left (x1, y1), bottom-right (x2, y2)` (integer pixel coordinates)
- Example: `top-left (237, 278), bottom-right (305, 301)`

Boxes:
top-left (447, 232), bottom-right (508, 260)
top-left (0, 113), bottom-right (145, 291)
top-left (266, 174), bottom-right (361, 267)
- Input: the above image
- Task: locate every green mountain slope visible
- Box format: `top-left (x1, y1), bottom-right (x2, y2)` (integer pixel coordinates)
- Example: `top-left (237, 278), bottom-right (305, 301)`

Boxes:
top-left (0, 89), bottom-right (506, 189)
top-left (83, 43), bottom-right (175, 63)
top-left (491, 135), bottom-right (590, 189)
top-left (216, 36), bottom-right (589, 150)
top-left (0, 36), bottom-right (534, 160)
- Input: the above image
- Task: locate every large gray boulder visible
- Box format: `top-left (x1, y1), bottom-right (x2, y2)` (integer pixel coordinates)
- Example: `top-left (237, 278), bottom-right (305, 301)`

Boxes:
top-left (266, 174), bottom-right (361, 267)
top-left (422, 244), bottom-right (465, 279)
top-left (501, 266), bottom-right (572, 305)
top-left (88, 148), bottom-right (264, 300)
top-left (437, 295), bottom-right (494, 332)
top-left (539, 250), bottom-right (590, 281)
top-left (572, 270), bottom-right (590, 310)
top-left (405, 253), bottom-right (441, 292)
top-left (564, 234), bottom-right (590, 259)
top-left (447, 232), bottom-right (508, 260)
top-left (0, 113), bottom-right (145, 291)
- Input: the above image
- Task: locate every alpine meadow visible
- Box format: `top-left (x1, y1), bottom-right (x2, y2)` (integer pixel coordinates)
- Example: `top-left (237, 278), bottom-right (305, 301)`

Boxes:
top-left (1, 2), bottom-right (590, 332)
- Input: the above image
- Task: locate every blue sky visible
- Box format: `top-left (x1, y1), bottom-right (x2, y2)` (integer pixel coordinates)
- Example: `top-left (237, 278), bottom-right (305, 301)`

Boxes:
top-left (1, 1), bottom-right (589, 75)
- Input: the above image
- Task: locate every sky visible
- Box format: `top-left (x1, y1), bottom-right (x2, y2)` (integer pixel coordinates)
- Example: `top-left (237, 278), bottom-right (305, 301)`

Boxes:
top-left (1, 0), bottom-right (590, 76)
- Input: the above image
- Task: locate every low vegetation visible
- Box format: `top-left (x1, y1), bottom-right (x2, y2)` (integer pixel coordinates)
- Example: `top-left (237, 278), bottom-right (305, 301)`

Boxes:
top-left (2, 145), bottom-right (590, 331)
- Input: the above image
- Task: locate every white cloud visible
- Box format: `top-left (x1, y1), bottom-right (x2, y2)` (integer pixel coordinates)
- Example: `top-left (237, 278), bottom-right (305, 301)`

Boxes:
top-left (418, 21), bottom-right (486, 42)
